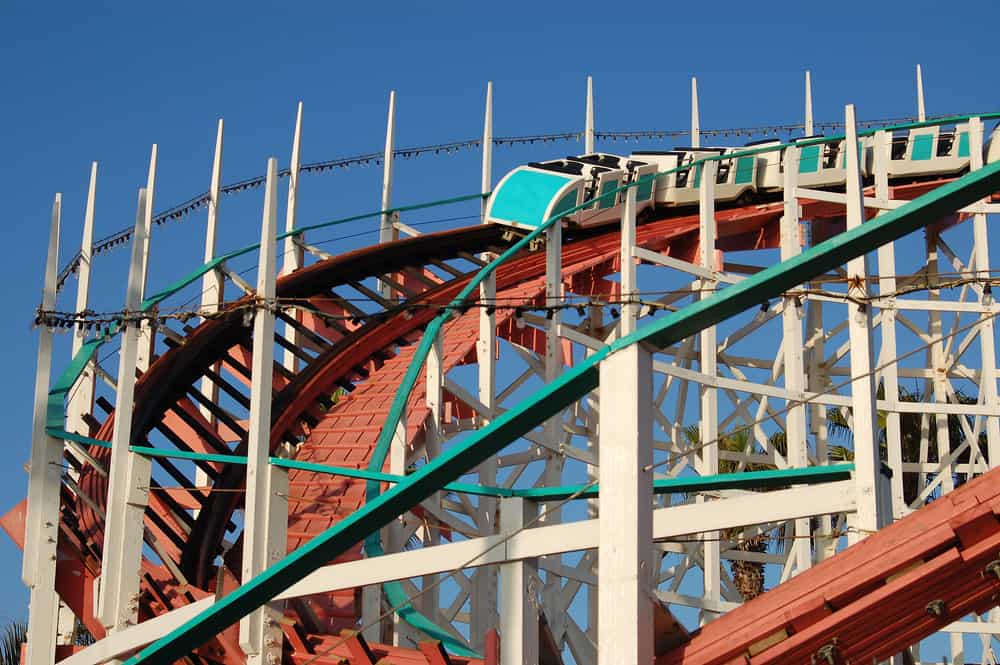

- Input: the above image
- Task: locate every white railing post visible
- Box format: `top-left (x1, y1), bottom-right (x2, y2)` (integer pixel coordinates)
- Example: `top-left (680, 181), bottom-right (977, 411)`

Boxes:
top-left (969, 117), bottom-right (1000, 465)
top-left (697, 159), bottom-right (720, 619)
top-left (378, 91), bottom-right (397, 300)
top-left (620, 185), bottom-right (638, 335)
top-left (916, 64), bottom-right (926, 122)
top-left (24, 194), bottom-right (63, 665)
top-left (239, 158), bottom-right (285, 665)
top-left (779, 146), bottom-right (812, 575)
top-left (500, 497), bottom-right (539, 665)
top-left (471, 79), bottom-right (500, 651)
top-left (585, 75), bottom-right (595, 155)
top-left (804, 71), bottom-right (814, 136)
top-left (196, 120), bottom-right (225, 508)
top-left (136, 145), bottom-right (157, 373)
top-left (843, 105), bottom-right (886, 543)
top-left (872, 129), bottom-right (906, 518)
top-left (282, 102), bottom-right (304, 374)
top-left (691, 77), bottom-right (700, 148)
top-left (97, 189), bottom-right (154, 632)
top-left (597, 344), bottom-right (653, 665)
top-left (67, 164), bottom-right (98, 436)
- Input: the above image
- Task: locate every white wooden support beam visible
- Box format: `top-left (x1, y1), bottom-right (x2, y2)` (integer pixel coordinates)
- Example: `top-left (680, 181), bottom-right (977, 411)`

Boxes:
top-left (197, 120), bottom-right (225, 507)
top-left (98, 189), bottom-right (154, 631)
top-left (597, 344), bottom-right (653, 665)
top-left (238, 158), bottom-right (286, 665)
top-left (779, 147), bottom-right (811, 575)
top-left (585, 76), bottom-right (595, 155)
top-left (281, 102), bottom-right (304, 374)
top-left (804, 70), bottom-right (814, 136)
top-left (916, 64), bottom-right (926, 122)
top-left (378, 91), bottom-right (397, 300)
top-left (472, 80), bottom-right (500, 651)
top-left (67, 163), bottom-right (98, 436)
top-left (24, 193), bottom-right (63, 665)
top-left (872, 130), bottom-right (906, 518)
top-left (136, 145), bottom-right (157, 373)
top-left (843, 105), bottom-right (887, 542)
top-left (421, 331), bottom-right (443, 619)
top-left (968, 117), bottom-right (1000, 466)
top-left (697, 159), bottom-right (720, 619)
top-left (500, 497), bottom-right (539, 665)
top-left (690, 77), bottom-right (700, 148)
top-left (620, 185), bottom-right (638, 335)
top-left (540, 218), bottom-right (564, 636)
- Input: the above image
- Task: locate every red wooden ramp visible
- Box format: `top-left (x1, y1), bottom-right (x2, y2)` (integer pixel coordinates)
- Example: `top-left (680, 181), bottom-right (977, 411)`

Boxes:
top-left (660, 466), bottom-right (1000, 664)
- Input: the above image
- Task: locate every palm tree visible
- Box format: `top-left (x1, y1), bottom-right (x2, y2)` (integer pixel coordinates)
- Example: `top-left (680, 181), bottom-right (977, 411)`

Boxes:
top-left (827, 385), bottom-right (986, 507)
top-left (683, 425), bottom-right (788, 601)
top-left (0, 621), bottom-right (26, 665)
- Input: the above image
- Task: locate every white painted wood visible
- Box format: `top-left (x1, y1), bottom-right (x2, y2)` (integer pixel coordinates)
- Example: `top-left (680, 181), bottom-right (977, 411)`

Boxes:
top-left (277, 480), bottom-right (856, 599)
top-left (98, 189), bottom-right (153, 631)
top-left (598, 344), bottom-right (653, 665)
top-left (24, 193), bottom-right (63, 665)
top-left (67, 164), bottom-right (98, 437)
top-left (843, 105), bottom-right (887, 541)
top-left (136, 145), bottom-right (157, 373)
top-left (585, 75), bottom-right (595, 155)
top-left (691, 77), bottom-right (700, 148)
top-left (697, 159), bottom-right (720, 619)
top-left (378, 91), bottom-right (397, 300)
top-left (239, 158), bottom-right (285, 665)
top-left (620, 185), bottom-right (638, 335)
top-left (779, 147), bottom-right (811, 574)
top-left (804, 70), bottom-right (813, 136)
top-left (196, 120), bottom-right (225, 506)
top-left (281, 102), bottom-right (304, 374)
top-left (472, 80), bottom-right (500, 649)
top-left (500, 498), bottom-right (538, 665)
top-left (968, 117), bottom-right (1000, 466)
top-left (872, 130), bottom-right (906, 518)
top-left (916, 64), bottom-right (926, 122)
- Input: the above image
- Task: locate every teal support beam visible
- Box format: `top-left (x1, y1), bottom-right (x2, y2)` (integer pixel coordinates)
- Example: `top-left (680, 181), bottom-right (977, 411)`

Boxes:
top-left (127, 157), bottom-right (1000, 665)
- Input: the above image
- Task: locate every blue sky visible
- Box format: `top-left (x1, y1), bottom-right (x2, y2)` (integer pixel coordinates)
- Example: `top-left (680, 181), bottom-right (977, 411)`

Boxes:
top-left (1, 0), bottom-right (998, 647)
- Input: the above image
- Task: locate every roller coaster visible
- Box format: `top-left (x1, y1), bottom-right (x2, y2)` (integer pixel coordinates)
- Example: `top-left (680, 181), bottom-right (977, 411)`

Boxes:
top-left (11, 71), bottom-right (1000, 665)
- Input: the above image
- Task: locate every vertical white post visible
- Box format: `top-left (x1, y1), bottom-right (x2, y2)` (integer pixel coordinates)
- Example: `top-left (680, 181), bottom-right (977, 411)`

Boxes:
top-left (691, 77), bottom-right (701, 149)
top-left (196, 120), bottom-right (225, 506)
top-left (969, 117), bottom-right (1000, 465)
top-left (620, 185), bottom-right (638, 335)
top-left (281, 102), bottom-right (304, 374)
top-left (843, 105), bottom-right (885, 543)
top-left (540, 218), bottom-right (564, 636)
top-left (697, 159), bottom-right (720, 619)
top-left (585, 75), bottom-right (595, 155)
top-left (916, 64), bottom-right (926, 122)
top-left (97, 189), bottom-right (154, 631)
top-left (239, 158), bottom-right (285, 665)
top-left (804, 70), bottom-right (814, 136)
top-left (500, 498), bottom-right (538, 665)
top-left (421, 332), bottom-right (443, 618)
top-left (136, 145), bottom-right (157, 373)
top-left (873, 129), bottom-right (906, 518)
top-left (779, 147), bottom-right (811, 575)
top-left (67, 163), bottom-right (98, 434)
top-left (378, 91), bottom-right (397, 300)
top-left (24, 194), bottom-right (63, 665)
top-left (472, 80), bottom-right (500, 651)
top-left (597, 344), bottom-right (653, 665)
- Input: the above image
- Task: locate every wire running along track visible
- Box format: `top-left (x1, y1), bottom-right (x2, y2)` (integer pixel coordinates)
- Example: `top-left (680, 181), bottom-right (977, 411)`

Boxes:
top-left (9, 116), bottom-right (1000, 665)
